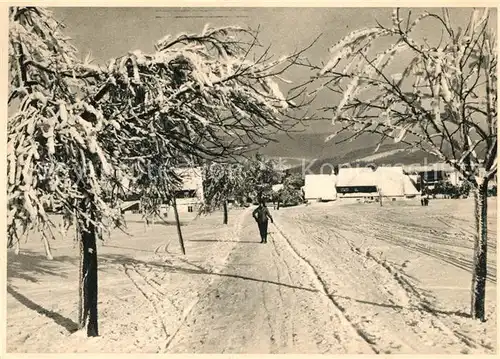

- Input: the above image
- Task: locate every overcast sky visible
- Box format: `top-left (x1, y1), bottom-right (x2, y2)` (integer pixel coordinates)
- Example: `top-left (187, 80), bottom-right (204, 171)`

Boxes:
top-left (50, 7), bottom-right (496, 133)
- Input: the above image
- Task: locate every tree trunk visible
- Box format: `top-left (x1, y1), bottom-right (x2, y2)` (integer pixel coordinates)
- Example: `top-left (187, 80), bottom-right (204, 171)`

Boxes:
top-left (42, 233), bottom-right (54, 260)
top-left (14, 237), bottom-right (20, 255)
top-left (172, 197), bottom-right (186, 255)
top-left (223, 201), bottom-right (228, 225)
top-left (78, 230), bottom-right (84, 328)
top-left (78, 222), bottom-right (99, 336)
top-left (471, 180), bottom-right (489, 321)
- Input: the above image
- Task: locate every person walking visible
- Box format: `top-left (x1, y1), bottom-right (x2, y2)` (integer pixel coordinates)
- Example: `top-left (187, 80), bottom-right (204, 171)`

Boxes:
top-left (252, 201), bottom-right (274, 244)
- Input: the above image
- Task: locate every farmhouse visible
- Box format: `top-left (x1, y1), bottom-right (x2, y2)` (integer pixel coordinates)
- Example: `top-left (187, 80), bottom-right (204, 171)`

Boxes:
top-left (120, 167), bottom-right (204, 215)
top-left (403, 162), bottom-right (497, 193)
top-left (171, 167), bottom-right (204, 214)
top-left (375, 166), bottom-right (420, 198)
top-left (335, 167), bottom-right (378, 201)
top-left (403, 163), bottom-right (457, 190)
top-left (304, 174), bottom-right (337, 201)
top-left (402, 162), bottom-right (497, 191)
top-left (302, 166), bottom-right (421, 203)
top-left (336, 166), bottom-right (420, 201)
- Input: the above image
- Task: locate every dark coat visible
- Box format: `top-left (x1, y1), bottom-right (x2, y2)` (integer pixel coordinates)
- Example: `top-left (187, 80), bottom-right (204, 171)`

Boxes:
top-left (252, 205), bottom-right (274, 224)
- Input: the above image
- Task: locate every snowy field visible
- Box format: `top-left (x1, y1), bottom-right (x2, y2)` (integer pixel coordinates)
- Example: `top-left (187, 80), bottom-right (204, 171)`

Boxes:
top-left (6, 198), bottom-right (497, 354)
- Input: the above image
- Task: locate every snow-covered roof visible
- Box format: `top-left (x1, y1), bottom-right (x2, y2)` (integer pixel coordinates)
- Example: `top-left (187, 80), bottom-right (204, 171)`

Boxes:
top-left (376, 166), bottom-right (420, 196)
top-left (304, 174), bottom-right (337, 200)
top-left (336, 166), bottom-right (420, 196)
top-left (336, 167), bottom-right (377, 187)
top-left (174, 167), bottom-right (203, 191)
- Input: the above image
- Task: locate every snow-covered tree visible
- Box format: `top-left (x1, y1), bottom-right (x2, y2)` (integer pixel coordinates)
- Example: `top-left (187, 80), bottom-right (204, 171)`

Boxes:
top-left (8, 7), bottom-right (312, 336)
top-left (201, 162), bottom-right (248, 224)
top-left (276, 173), bottom-right (305, 207)
top-left (8, 7), bottom-right (124, 336)
top-left (314, 8), bottom-right (497, 321)
top-left (245, 154), bottom-right (283, 203)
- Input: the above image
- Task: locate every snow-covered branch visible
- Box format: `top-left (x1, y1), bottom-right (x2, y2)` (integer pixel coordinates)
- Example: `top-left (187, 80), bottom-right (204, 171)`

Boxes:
top-left (315, 7), bottom-right (497, 186)
top-left (8, 6), bottom-right (315, 248)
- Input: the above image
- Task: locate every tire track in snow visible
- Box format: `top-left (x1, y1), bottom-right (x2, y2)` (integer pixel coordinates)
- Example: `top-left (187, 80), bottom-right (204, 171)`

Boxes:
top-left (347, 212), bottom-right (498, 284)
top-left (284, 212), bottom-right (485, 353)
top-left (375, 231), bottom-right (497, 283)
top-left (269, 232), bottom-right (300, 349)
top-left (260, 282), bottom-right (278, 353)
top-left (359, 249), bottom-right (491, 352)
top-left (162, 207), bottom-right (251, 352)
top-left (320, 209), bottom-right (497, 284)
top-left (269, 227), bottom-right (346, 353)
top-left (286, 205), bottom-right (496, 353)
top-left (346, 210), bottom-right (497, 273)
top-left (122, 264), bottom-right (170, 342)
top-left (326, 224), bottom-right (490, 353)
top-left (128, 262), bottom-right (182, 312)
top-left (344, 211), bottom-right (496, 353)
top-left (372, 216), bottom-right (497, 258)
top-left (268, 238), bottom-right (289, 350)
top-left (271, 222), bottom-right (379, 354)
top-left (293, 218), bottom-right (413, 352)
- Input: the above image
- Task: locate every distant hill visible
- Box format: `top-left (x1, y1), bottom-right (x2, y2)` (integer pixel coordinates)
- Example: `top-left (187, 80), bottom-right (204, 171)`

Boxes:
top-left (285, 146), bottom-right (441, 175)
top-left (251, 131), bottom-right (488, 175)
top-left (250, 131), bottom-right (416, 172)
top-left (256, 131), bottom-right (385, 160)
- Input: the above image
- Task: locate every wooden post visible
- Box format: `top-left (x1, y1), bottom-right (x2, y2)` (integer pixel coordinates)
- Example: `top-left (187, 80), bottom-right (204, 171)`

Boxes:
top-left (223, 200), bottom-right (228, 225)
top-left (172, 196), bottom-right (186, 255)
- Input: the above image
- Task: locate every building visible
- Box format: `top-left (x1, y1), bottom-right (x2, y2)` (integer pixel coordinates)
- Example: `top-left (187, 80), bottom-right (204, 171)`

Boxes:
top-left (170, 167), bottom-right (204, 214)
top-left (304, 174), bottom-right (337, 201)
top-left (272, 184), bottom-right (284, 193)
top-left (403, 163), bottom-right (456, 190)
top-left (118, 167), bottom-right (204, 216)
top-left (402, 162), bottom-right (498, 190)
top-left (335, 166), bottom-right (420, 201)
top-left (335, 167), bottom-right (378, 201)
top-left (448, 170), bottom-right (464, 187)
top-left (375, 166), bottom-right (420, 198)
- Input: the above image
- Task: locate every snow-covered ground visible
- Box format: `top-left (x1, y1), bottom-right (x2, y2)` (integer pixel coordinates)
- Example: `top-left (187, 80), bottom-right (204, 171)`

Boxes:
top-left (6, 198), bottom-right (497, 354)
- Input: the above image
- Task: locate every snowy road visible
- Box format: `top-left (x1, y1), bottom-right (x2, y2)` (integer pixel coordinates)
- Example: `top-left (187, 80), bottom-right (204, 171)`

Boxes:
top-left (163, 203), bottom-right (496, 354)
top-left (165, 213), bottom-right (374, 354)
top-left (6, 199), bottom-right (497, 354)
